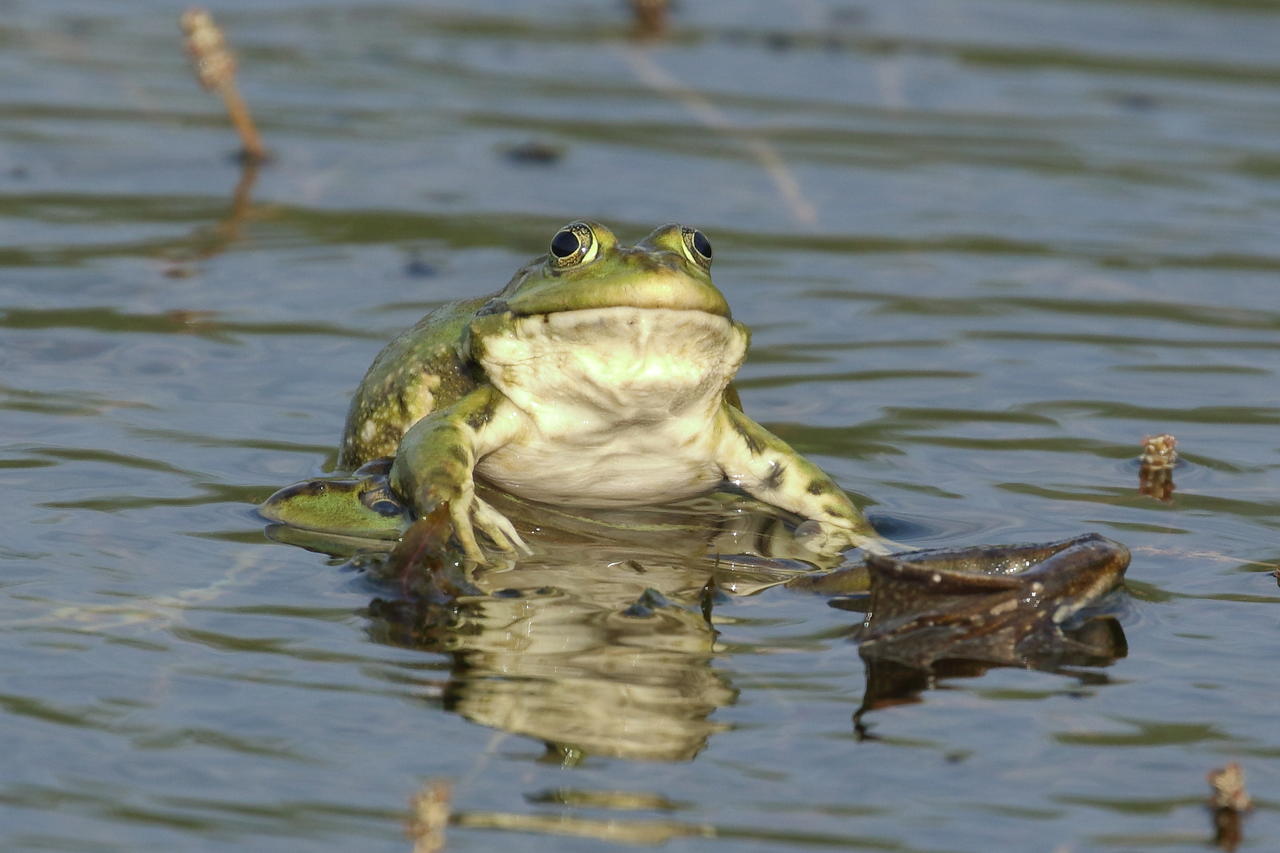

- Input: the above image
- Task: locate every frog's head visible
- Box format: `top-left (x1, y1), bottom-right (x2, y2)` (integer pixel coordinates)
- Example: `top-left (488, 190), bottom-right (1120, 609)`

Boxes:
top-left (258, 461), bottom-right (410, 541)
top-left (490, 221), bottom-right (728, 316)
top-left (467, 222), bottom-right (750, 419)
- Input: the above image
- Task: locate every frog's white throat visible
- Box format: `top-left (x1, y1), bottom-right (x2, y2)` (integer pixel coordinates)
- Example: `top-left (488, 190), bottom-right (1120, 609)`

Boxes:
top-left (477, 307), bottom-right (747, 432)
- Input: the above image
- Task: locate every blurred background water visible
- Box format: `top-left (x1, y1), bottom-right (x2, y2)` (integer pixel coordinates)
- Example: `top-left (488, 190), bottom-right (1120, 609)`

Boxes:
top-left (3, 0), bottom-right (1280, 850)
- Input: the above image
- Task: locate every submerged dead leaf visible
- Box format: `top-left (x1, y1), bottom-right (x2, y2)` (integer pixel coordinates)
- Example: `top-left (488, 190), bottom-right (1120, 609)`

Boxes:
top-left (384, 503), bottom-right (468, 599)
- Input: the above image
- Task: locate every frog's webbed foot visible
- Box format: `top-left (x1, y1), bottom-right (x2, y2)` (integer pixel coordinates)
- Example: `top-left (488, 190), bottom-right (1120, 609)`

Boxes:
top-left (413, 483), bottom-right (530, 564)
top-left (393, 471), bottom-right (531, 563)
top-left (456, 491), bottom-right (532, 563)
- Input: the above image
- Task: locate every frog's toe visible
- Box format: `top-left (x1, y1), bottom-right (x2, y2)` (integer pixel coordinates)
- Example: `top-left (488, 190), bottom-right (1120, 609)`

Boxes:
top-left (445, 498), bottom-right (488, 564)
top-left (472, 497), bottom-right (532, 555)
top-left (795, 520), bottom-right (893, 557)
top-left (442, 493), bottom-right (530, 563)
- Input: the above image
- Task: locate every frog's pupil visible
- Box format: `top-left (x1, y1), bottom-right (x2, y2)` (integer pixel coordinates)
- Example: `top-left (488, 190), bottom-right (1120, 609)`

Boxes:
top-left (370, 499), bottom-right (402, 517)
top-left (550, 229), bottom-right (580, 259)
top-left (692, 230), bottom-right (712, 260)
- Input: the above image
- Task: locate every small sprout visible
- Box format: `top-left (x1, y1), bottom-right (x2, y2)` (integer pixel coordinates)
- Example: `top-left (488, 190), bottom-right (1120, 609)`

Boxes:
top-left (1140, 433), bottom-right (1178, 470)
top-left (406, 779), bottom-right (453, 853)
top-left (1138, 432), bottom-right (1177, 502)
top-left (180, 8), bottom-right (268, 163)
top-left (1207, 762), bottom-right (1251, 852)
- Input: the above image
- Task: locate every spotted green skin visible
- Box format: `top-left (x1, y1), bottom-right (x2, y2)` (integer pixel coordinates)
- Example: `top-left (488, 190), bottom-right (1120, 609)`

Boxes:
top-left (262, 221), bottom-right (885, 562)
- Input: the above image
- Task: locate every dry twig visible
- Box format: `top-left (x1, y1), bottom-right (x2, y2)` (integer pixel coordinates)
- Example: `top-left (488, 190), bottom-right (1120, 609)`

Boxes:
top-left (181, 8), bottom-right (268, 162)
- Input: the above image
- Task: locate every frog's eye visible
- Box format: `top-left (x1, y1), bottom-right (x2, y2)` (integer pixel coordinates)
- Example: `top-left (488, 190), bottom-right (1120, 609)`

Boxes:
top-left (680, 227), bottom-right (713, 268)
top-left (548, 222), bottom-right (599, 269)
top-left (359, 485), bottom-right (405, 517)
top-left (370, 499), bottom-right (402, 516)
top-left (550, 229), bottom-right (580, 259)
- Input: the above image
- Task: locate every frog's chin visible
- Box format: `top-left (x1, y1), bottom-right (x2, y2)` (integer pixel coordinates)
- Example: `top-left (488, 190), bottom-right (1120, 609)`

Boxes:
top-left (473, 307), bottom-right (747, 507)
top-left (476, 307), bottom-right (748, 422)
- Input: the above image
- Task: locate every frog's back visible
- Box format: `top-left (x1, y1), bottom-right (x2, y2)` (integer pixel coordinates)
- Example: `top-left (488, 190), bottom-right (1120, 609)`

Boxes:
top-left (338, 297), bottom-right (485, 468)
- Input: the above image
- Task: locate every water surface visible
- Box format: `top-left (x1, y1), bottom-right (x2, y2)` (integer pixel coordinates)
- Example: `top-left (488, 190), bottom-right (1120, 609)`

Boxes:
top-left (3, 1), bottom-right (1280, 850)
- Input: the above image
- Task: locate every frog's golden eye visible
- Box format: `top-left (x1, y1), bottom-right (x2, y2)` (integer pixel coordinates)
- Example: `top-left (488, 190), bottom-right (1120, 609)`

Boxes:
top-left (680, 227), bottom-right (713, 268)
top-left (550, 229), bottom-right (579, 259)
top-left (548, 222), bottom-right (599, 269)
top-left (359, 484), bottom-right (405, 518)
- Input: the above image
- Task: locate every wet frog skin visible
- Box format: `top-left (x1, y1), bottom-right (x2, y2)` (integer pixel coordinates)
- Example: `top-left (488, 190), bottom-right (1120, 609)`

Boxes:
top-left (263, 221), bottom-right (884, 562)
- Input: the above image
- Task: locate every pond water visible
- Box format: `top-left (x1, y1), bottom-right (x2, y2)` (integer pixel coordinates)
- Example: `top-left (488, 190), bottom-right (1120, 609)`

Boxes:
top-left (3, 0), bottom-right (1280, 850)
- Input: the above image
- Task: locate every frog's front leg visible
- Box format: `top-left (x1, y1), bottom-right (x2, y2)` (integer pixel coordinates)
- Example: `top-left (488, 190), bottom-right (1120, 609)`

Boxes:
top-left (715, 405), bottom-right (890, 556)
top-left (390, 386), bottom-right (530, 563)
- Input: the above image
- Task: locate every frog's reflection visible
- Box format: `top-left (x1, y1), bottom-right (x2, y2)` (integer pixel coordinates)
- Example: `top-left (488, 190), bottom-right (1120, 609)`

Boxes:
top-left (368, 581), bottom-right (731, 763)
top-left (320, 489), bottom-right (833, 763)
top-left (266, 488), bottom-right (1132, 758)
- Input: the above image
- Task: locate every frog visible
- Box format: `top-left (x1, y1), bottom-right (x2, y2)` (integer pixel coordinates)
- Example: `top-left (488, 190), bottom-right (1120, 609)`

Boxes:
top-left (261, 220), bottom-right (888, 563)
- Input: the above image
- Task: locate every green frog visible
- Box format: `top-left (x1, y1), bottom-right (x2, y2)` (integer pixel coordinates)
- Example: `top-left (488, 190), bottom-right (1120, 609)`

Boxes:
top-left (261, 221), bottom-right (887, 563)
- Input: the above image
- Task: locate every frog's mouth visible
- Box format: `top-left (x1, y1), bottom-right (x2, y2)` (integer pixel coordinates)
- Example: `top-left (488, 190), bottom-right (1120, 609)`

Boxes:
top-left (473, 306), bottom-right (748, 420)
top-left (495, 255), bottom-right (733, 319)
